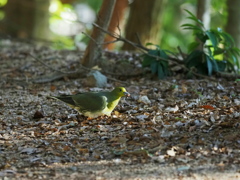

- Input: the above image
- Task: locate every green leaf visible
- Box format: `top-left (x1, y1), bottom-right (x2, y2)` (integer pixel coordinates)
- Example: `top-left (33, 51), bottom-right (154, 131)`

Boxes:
top-left (220, 31), bottom-right (235, 47)
top-left (206, 56), bottom-right (213, 75)
top-left (184, 9), bottom-right (204, 27)
top-left (213, 48), bottom-right (225, 56)
top-left (145, 42), bottom-right (154, 46)
top-left (226, 60), bottom-right (236, 72)
top-left (150, 61), bottom-right (158, 74)
top-left (161, 60), bottom-right (170, 76)
top-left (181, 24), bottom-right (203, 32)
top-left (216, 60), bottom-right (226, 72)
top-left (184, 50), bottom-right (210, 75)
top-left (228, 53), bottom-right (239, 71)
top-left (159, 49), bottom-right (168, 59)
top-left (184, 50), bottom-right (203, 65)
top-left (164, 50), bottom-right (177, 57)
top-left (196, 33), bottom-right (208, 43)
top-left (142, 46), bottom-right (171, 78)
top-left (145, 43), bottom-right (160, 49)
top-left (157, 63), bottom-right (165, 79)
top-left (211, 58), bottom-right (219, 72)
top-left (206, 31), bottom-right (218, 48)
top-left (148, 49), bottom-right (160, 56)
top-left (188, 42), bottom-right (200, 52)
top-left (227, 48), bottom-right (240, 69)
top-left (142, 55), bottom-right (153, 67)
top-left (229, 48), bottom-right (240, 57)
top-left (142, 49), bottom-right (161, 67)
top-left (187, 17), bottom-right (204, 27)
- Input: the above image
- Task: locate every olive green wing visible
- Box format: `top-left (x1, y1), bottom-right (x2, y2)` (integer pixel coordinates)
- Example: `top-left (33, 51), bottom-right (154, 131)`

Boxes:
top-left (72, 92), bottom-right (108, 113)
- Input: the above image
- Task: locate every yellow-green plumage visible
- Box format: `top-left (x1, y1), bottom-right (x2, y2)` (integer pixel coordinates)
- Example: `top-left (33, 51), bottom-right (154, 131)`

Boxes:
top-left (50, 87), bottom-right (130, 118)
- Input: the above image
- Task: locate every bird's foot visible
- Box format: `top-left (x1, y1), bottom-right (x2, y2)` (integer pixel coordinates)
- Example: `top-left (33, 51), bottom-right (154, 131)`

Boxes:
top-left (86, 117), bottom-right (94, 120)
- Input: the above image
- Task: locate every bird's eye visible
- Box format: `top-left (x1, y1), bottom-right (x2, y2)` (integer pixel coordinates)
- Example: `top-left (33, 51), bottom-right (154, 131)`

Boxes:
top-left (119, 89), bottom-right (122, 92)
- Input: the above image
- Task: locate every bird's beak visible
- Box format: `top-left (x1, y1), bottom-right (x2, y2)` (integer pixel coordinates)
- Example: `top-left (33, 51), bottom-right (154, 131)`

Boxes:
top-left (124, 92), bottom-right (130, 97)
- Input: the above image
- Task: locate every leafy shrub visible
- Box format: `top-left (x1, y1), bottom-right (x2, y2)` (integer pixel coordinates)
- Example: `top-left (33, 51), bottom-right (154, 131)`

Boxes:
top-left (142, 10), bottom-right (240, 79)
top-left (182, 10), bottom-right (240, 76)
top-left (142, 44), bottom-right (170, 79)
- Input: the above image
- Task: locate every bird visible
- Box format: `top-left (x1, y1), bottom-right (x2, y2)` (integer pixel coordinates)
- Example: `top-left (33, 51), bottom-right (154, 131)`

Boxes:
top-left (50, 87), bottom-right (130, 118)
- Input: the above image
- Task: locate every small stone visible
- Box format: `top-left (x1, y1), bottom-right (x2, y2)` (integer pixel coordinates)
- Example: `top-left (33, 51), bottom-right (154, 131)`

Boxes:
top-left (138, 95), bottom-right (151, 104)
top-left (85, 70), bottom-right (107, 88)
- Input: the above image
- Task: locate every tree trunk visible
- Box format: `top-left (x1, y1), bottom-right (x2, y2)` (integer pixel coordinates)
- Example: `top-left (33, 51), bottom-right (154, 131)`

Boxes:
top-left (33, 0), bottom-right (51, 40)
top-left (1, 0), bottom-right (35, 38)
top-left (81, 0), bottom-right (116, 67)
top-left (0, 0), bottom-right (50, 39)
top-left (197, 0), bottom-right (211, 30)
top-left (122, 0), bottom-right (165, 51)
top-left (225, 0), bottom-right (240, 49)
top-left (104, 0), bottom-right (128, 50)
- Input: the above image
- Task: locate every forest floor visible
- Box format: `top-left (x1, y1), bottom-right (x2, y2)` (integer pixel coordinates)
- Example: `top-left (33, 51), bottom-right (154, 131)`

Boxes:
top-left (0, 40), bottom-right (240, 179)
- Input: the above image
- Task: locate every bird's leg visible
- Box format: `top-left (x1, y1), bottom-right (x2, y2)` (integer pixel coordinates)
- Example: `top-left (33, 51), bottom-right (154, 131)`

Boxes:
top-left (99, 115), bottom-right (109, 120)
top-left (87, 117), bottom-right (94, 120)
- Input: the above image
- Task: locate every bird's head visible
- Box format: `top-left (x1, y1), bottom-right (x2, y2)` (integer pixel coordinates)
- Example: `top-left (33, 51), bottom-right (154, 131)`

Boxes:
top-left (112, 87), bottom-right (130, 97)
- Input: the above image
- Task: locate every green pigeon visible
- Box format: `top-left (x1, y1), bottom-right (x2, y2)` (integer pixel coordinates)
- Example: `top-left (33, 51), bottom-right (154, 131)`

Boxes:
top-left (50, 87), bottom-right (130, 118)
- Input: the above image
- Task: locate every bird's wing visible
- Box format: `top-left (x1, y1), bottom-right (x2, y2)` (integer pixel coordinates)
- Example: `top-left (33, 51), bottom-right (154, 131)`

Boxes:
top-left (72, 92), bottom-right (108, 112)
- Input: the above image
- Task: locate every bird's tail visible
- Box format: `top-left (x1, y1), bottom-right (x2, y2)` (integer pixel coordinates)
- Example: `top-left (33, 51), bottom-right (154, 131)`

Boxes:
top-left (48, 95), bottom-right (76, 106)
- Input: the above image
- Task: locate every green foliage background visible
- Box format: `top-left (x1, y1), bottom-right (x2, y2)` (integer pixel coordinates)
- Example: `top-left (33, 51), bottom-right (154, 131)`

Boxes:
top-left (69, 0), bottom-right (227, 52)
top-left (142, 8), bottom-right (240, 78)
top-left (160, 0), bottom-right (227, 52)
top-left (0, 0), bottom-right (230, 52)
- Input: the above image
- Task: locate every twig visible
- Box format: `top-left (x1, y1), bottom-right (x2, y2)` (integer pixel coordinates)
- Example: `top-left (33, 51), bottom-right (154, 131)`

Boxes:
top-left (135, 33), bottom-right (143, 47)
top-left (102, 40), bottom-right (119, 45)
top-left (107, 76), bottom-right (130, 85)
top-left (28, 53), bottom-right (74, 74)
top-left (82, 32), bottom-right (98, 45)
top-left (177, 46), bottom-right (186, 59)
top-left (92, 22), bottom-right (150, 51)
top-left (27, 53), bottom-right (91, 74)
top-left (116, 15), bottom-right (122, 36)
